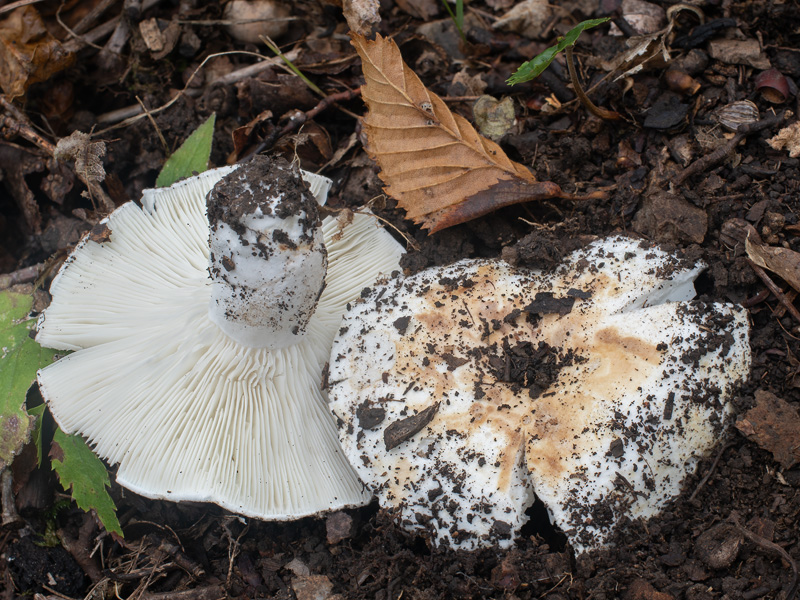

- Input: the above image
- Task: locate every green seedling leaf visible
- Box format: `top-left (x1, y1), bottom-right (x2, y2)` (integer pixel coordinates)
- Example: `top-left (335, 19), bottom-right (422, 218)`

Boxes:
top-left (155, 113), bottom-right (216, 188)
top-left (507, 18), bottom-right (610, 85)
top-left (0, 291), bottom-right (58, 470)
top-left (50, 428), bottom-right (122, 537)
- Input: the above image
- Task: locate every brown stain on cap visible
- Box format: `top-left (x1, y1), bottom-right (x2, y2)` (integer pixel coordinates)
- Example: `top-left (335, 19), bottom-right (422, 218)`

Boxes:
top-left (525, 324), bottom-right (662, 483)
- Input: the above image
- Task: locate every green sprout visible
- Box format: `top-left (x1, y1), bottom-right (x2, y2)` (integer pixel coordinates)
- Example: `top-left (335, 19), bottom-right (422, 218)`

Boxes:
top-left (507, 18), bottom-right (619, 120)
top-left (507, 18), bottom-right (610, 85)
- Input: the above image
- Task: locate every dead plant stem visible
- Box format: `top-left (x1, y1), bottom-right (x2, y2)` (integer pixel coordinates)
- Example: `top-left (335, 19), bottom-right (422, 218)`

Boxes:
top-left (564, 46), bottom-right (621, 121)
top-left (241, 87), bottom-right (362, 162)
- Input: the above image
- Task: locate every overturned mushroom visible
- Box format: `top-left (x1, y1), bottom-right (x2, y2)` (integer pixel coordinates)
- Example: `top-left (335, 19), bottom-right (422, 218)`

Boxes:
top-left (328, 235), bottom-right (750, 552)
top-left (36, 156), bottom-right (404, 520)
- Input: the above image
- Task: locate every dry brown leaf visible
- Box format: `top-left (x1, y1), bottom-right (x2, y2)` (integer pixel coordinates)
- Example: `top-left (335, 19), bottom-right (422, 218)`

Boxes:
top-left (0, 6), bottom-right (75, 99)
top-left (745, 234), bottom-right (800, 294)
top-left (352, 33), bottom-right (564, 233)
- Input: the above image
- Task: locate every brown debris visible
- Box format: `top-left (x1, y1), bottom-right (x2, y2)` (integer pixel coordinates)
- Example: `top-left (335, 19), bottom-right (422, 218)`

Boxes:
top-left (625, 578), bottom-right (675, 600)
top-left (736, 390), bottom-right (800, 469)
top-left (767, 121), bottom-right (800, 158)
top-left (342, 0), bottom-right (381, 36)
top-left (745, 235), bottom-right (800, 294)
top-left (384, 402), bottom-right (440, 450)
top-left (707, 39), bottom-right (770, 69)
top-left (0, 6), bottom-right (75, 99)
top-left (632, 191), bottom-right (708, 245)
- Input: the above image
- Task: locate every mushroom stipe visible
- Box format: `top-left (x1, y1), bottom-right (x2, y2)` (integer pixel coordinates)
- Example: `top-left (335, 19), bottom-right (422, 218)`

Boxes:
top-left (36, 158), bottom-right (404, 521)
top-left (328, 235), bottom-right (751, 552)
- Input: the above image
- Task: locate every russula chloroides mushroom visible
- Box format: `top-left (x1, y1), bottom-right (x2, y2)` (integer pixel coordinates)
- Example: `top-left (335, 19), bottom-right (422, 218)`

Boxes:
top-left (328, 235), bottom-right (750, 552)
top-left (36, 156), bottom-right (404, 520)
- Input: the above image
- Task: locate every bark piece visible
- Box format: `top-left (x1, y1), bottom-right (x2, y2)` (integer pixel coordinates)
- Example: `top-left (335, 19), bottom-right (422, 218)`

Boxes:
top-left (632, 192), bottom-right (707, 244)
top-left (736, 390), bottom-right (800, 469)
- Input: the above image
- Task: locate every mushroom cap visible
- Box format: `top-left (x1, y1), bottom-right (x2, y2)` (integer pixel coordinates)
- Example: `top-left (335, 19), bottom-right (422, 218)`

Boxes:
top-left (36, 165), bottom-right (404, 520)
top-left (328, 235), bottom-right (750, 551)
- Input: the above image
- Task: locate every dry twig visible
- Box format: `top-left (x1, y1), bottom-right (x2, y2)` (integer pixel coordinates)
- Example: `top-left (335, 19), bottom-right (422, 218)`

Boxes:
top-left (95, 49), bottom-right (300, 130)
top-left (730, 513), bottom-right (798, 600)
top-left (747, 258), bottom-right (800, 324)
top-left (0, 263), bottom-right (43, 291)
top-left (0, 96), bottom-right (56, 155)
top-left (241, 87), bottom-right (362, 162)
top-left (688, 441), bottom-right (734, 502)
top-left (677, 111), bottom-right (790, 184)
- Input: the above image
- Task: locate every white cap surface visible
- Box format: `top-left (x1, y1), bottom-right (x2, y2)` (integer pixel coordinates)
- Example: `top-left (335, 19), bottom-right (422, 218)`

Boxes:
top-left (328, 236), bottom-right (750, 551)
top-left (36, 164), bottom-right (404, 520)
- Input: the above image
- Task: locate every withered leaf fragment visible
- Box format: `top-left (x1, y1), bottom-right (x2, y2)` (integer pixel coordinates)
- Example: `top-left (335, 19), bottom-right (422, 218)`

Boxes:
top-left (0, 6), bottom-right (75, 99)
top-left (352, 33), bottom-right (563, 233)
top-left (745, 235), bottom-right (800, 294)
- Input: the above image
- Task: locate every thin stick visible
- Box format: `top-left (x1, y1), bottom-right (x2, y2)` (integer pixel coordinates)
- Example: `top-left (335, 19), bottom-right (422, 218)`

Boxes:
top-left (95, 49), bottom-right (299, 131)
top-left (0, 0), bottom-right (46, 16)
top-left (677, 111), bottom-right (789, 184)
top-left (747, 258), bottom-right (800, 324)
top-left (0, 263), bottom-right (43, 290)
top-left (688, 441), bottom-right (733, 502)
top-left (730, 514), bottom-right (798, 600)
top-left (62, 0), bottom-right (165, 53)
top-left (136, 96), bottom-right (168, 153)
top-left (241, 87), bottom-right (362, 161)
top-left (0, 95), bottom-right (56, 154)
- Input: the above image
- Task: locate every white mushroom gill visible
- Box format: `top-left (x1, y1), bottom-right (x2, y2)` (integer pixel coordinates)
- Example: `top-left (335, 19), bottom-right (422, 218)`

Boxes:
top-left (328, 236), bottom-right (751, 552)
top-left (36, 159), bottom-right (404, 520)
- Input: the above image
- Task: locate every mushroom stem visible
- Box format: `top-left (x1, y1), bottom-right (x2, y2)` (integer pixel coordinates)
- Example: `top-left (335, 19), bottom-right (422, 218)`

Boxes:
top-left (206, 156), bottom-right (328, 349)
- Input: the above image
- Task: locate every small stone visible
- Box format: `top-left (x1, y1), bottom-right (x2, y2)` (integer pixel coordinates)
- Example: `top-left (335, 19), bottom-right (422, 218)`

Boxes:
top-left (285, 557), bottom-right (310, 577)
top-left (326, 511), bottom-right (355, 545)
top-left (292, 574), bottom-right (334, 600)
top-left (694, 523), bottom-right (744, 569)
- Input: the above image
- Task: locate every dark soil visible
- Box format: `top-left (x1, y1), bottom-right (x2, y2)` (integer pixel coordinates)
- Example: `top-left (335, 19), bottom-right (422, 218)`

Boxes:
top-left (2, 0), bottom-right (800, 599)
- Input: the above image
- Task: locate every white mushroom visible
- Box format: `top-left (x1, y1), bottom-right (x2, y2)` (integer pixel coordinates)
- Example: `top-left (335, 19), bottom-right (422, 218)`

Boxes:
top-left (328, 235), bottom-right (750, 552)
top-left (36, 156), bottom-right (404, 520)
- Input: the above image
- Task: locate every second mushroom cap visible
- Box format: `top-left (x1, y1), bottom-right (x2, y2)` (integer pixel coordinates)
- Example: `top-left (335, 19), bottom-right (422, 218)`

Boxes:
top-left (328, 235), bottom-right (750, 552)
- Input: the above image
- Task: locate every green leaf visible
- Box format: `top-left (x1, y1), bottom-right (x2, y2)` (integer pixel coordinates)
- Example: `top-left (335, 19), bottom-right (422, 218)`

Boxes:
top-left (51, 428), bottom-right (122, 537)
top-left (0, 291), bottom-right (58, 471)
top-left (155, 113), bottom-right (216, 188)
top-left (507, 18), bottom-right (610, 85)
top-left (27, 403), bottom-right (46, 467)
